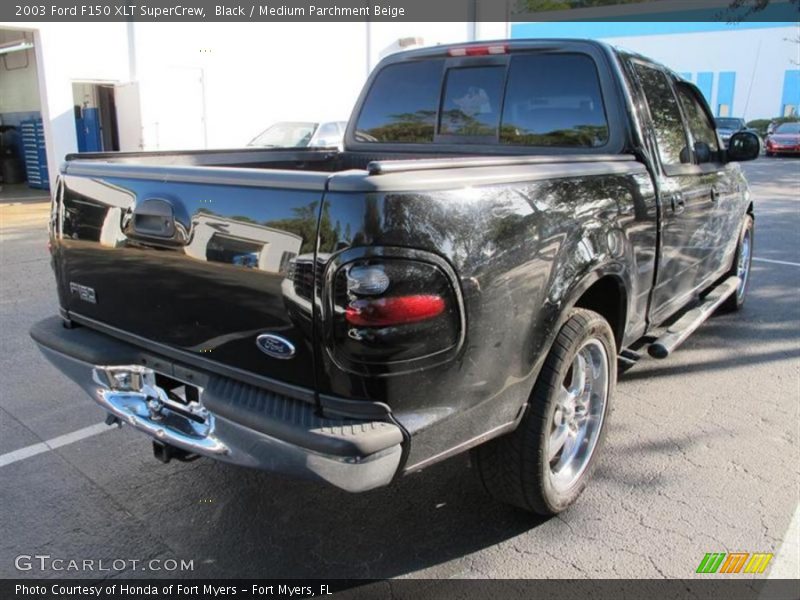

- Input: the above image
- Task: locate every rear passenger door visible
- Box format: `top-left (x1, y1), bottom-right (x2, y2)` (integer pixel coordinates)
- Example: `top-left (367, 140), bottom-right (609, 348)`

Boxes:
top-left (633, 61), bottom-right (717, 324)
top-left (675, 83), bottom-right (742, 286)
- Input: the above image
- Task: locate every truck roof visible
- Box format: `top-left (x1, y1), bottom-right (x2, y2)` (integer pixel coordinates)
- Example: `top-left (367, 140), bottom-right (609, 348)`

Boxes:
top-left (380, 37), bottom-right (615, 63)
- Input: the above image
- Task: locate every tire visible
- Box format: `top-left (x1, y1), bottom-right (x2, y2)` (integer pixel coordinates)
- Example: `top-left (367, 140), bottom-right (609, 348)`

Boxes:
top-left (720, 214), bottom-right (754, 313)
top-left (766, 152), bottom-right (775, 157)
top-left (474, 308), bottom-right (616, 515)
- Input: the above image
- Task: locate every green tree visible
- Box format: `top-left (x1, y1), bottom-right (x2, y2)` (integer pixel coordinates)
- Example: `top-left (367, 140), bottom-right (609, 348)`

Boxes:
top-left (724, 0), bottom-right (799, 21)
top-left (512, 0), bottom-right (800, 18)
top-left (267, 201), bottom-right (338, 254)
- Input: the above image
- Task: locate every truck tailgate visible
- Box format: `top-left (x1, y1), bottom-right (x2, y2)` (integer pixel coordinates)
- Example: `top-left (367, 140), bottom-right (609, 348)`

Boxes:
top-left (56, 164), bottom-right (328, 394)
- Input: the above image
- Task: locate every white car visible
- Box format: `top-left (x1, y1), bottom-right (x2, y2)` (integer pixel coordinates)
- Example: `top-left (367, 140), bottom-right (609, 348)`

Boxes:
top-left (247, 120), bottom-right (347, 150)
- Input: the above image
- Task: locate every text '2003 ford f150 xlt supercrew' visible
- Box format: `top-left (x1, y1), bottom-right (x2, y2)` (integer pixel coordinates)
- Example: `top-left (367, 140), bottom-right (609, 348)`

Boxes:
top-left (31, 39), bottom-right (761, 515)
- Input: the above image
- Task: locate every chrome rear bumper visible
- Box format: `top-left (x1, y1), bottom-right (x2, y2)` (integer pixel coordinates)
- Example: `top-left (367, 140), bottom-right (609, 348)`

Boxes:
top-left (32, 318), bottom-right (403, 493)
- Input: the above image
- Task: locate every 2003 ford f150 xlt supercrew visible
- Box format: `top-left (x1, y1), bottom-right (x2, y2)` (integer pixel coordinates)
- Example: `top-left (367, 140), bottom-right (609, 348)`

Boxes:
top-left (31, 40), bottom-right (761, 515)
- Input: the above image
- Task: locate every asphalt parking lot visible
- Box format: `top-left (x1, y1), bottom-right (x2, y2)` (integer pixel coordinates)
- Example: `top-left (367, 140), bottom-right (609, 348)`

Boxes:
top-left (0, 158), bottom-right (798, 581)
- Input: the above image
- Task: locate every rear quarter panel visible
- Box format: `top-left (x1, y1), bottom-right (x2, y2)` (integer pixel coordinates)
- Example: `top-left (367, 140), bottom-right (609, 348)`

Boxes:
top-left (316, 164), bottom-right (657, 469)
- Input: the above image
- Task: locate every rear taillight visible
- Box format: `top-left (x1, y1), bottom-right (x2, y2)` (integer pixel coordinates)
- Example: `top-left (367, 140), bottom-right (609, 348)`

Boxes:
top-left (327, 255), bottom-right (463, 372)
top-left (346, 295), bottom-right (445, 327)
top-left (346, 265), bottom-right (390, 296)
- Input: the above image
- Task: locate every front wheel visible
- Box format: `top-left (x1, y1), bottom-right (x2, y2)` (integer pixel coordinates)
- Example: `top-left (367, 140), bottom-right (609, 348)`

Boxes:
top-left (720, 214), bottom-right (754, 313)
top-left (474, 308), bottom-right (616, 515)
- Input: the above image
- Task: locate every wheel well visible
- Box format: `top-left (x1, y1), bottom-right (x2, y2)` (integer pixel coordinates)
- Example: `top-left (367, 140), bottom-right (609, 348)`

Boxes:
top-left (574, 276), bottom-right (626, 349)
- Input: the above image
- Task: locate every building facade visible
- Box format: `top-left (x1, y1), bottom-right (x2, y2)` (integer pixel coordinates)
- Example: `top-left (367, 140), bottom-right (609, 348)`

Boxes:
top-left (512, 21), bottom-right (799, 121)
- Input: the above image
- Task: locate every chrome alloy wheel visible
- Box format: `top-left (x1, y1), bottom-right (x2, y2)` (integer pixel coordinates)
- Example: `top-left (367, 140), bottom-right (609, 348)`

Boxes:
top-left (547, 338), bottom-right (609, 493)
top-left (737, 228), bottom-right (752, 302)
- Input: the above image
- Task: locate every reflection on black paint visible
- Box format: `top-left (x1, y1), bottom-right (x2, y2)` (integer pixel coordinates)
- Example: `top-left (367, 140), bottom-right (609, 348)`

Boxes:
top-left (58, 175), bottom-right (322, 389)
top-left (315, 171), bottom-right (659, 464)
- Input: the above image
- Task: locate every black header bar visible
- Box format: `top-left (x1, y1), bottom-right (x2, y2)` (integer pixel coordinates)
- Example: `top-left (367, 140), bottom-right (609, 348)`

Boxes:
top-left (3, 0), bottom-right (799, 22)
top-left (3, 579), bottom-right (800, 600)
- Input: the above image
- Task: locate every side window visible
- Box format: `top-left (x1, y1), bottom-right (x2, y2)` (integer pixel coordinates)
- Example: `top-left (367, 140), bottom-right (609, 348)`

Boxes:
top-left (676, 85), bottom-right (720, 160)
top-left (634, 63), bottom-right (691, 167)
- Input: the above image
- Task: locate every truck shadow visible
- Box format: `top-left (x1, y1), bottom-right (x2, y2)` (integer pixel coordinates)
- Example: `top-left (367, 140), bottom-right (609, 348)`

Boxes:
top-left (168, 454), bottom-right (546, 579)
top-left (620, 261), bottom-right (799, 382)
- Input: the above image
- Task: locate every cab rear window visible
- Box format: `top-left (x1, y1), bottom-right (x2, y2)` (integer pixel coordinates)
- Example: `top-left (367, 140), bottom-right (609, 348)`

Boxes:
top-left (439, 66), bottom-right (505, 137)
top-left (500, 54), bottom-right (608, 147)
top-left (353, 59), bottom-right (444, 143)
top-left (354, 52), bottom-right (609, 147)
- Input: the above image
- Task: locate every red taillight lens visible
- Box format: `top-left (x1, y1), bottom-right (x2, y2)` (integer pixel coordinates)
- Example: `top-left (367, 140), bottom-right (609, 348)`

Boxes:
top-left (346, 295), bottom-right (445, 327)
top-left (329, 256), bottom-right (462, 370)
top-left (448, 44), bottom-right (507, 57)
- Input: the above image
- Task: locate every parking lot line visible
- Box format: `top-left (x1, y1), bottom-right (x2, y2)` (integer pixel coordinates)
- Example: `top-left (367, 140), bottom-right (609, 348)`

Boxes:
top-left (753, 257), bottom-right (800, 267)
top-left (0, 422), bottom-right (110, 468)
top-left (768, 503), bottom-right (800, 579)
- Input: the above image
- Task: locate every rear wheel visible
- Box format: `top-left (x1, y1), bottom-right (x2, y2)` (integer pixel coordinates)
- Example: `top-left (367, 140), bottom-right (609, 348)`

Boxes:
top-left (474, 308), bottom-right (616, 515)
top-left (720, 215), bottom-right (754, 313)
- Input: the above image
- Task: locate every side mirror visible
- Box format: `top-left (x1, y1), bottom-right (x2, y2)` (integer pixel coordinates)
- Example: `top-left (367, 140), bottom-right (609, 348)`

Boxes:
top-left (727, 131), bottom-right (760, 162)
top-left (694, 141), bottom-right (712, 164)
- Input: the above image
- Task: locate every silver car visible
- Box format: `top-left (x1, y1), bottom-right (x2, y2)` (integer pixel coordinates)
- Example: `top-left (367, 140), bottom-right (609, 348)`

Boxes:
top-left (248, 120), bottom-right (347, 150)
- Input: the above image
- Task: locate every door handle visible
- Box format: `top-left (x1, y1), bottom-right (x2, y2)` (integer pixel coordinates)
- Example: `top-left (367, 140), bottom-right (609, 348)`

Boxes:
top-left (668, 193), bottom-right (686, 214)
top-left (710, 187), bottom-right (718, 202)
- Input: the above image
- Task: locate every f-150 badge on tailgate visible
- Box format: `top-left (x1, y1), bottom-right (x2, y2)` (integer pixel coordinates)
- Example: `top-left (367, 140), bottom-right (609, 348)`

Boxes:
top-left (69, 282), bottom-right (97, 304)
top-left (256, 334), bottom-right (295, 359)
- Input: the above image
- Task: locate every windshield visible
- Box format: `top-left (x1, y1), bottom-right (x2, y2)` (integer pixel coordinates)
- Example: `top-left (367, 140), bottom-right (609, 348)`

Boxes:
top-left (715, 118), bottom-right (744, 130)
top-left (774, 122), bottom-right (800, 134)
top-left (248, 122), bottom-right (318, 147)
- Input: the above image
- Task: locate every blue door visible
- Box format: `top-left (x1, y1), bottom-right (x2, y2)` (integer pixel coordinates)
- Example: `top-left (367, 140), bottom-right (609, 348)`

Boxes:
top-left (76, 107), bottom-right (102, 152)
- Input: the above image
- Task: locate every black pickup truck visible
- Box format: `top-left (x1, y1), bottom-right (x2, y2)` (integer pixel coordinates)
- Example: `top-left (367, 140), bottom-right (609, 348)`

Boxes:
top-left (31, 39), bottom-right (760, 515)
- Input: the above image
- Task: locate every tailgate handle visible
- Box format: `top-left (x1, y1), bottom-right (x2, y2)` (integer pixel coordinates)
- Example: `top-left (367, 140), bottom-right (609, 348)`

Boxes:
top-left (132, 198), bottom-right (176, 238)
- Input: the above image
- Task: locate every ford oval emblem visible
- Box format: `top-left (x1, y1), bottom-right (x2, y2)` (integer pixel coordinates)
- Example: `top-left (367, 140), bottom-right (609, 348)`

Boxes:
top-left (256, 334), bottom-right (296, 360)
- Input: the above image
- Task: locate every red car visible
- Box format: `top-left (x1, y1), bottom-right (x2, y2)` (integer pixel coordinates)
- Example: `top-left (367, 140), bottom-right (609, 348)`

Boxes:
top-left (765, 122), bottom-right (800, 156)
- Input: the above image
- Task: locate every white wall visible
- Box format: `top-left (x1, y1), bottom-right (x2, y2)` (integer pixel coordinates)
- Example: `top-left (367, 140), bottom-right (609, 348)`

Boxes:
top-left (132, 23), bottom-right (367, 150)
top-left (602, 26), bottom-right (798, 121)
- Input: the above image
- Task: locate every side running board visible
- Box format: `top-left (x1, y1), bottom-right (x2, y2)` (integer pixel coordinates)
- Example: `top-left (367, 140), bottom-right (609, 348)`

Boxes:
top-left (648, 276), bottom-right (741, 359)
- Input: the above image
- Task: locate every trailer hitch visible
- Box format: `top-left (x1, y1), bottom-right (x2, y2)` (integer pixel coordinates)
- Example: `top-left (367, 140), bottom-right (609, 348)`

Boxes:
top-left (152, 441), bottom-right (200, 464)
